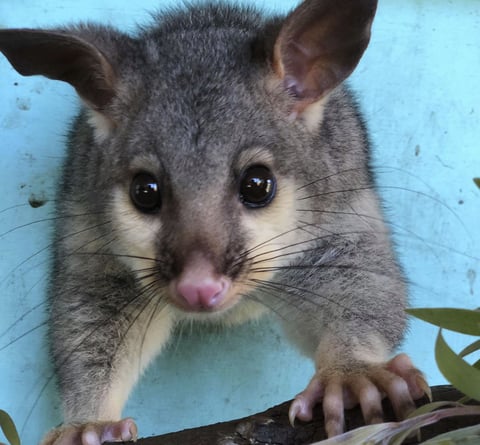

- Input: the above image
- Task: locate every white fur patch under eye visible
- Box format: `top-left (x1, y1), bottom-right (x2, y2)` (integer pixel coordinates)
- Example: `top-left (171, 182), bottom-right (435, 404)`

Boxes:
top-left (240, 177), bottom-right (314, 283)
top-left (111, 188), bottom-right (162, 276)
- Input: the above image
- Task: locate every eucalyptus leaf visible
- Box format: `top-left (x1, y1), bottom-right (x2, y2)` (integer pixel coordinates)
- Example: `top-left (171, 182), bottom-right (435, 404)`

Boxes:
top-left (474, 177), bottom-right (480, 189)
top-left (407, 308), bottom-right (480, 335)
top-left (459, 340), bottom-right (480, 358)
top-left (407, 401), bottom-right (464, 418)
top-left (473, 358), bottom-right (480, 370)
top-left (435, 330), bottom-right (480, 400)
top-left (0, 410), bottom-right (20, 445)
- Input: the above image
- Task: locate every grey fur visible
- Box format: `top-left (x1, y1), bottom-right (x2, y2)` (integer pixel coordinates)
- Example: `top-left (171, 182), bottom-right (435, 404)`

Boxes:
top-left (1, 0), bottom-right (408, 435)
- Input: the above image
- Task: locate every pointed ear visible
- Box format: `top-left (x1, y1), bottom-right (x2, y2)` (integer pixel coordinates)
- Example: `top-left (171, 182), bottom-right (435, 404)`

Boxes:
top-left (0, 29), bottom-right (116, 111)
top-left (273, 0), bottom-right (377, 110)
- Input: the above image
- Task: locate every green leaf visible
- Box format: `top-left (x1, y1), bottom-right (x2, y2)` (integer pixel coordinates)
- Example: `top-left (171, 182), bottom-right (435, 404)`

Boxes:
top-left (435, 330), bottom-right (480, 401)
top-left (0, 410), bottom-right (20, 445)
top-left (473, 358), bottom-right (480, 370)
top-left (407, 308), bottom-right (480, 335)
top-left (407, 401), bottom-right (464, 418)
top-left (460, 340), bottom-right (480, 358)
top-left (474, 178), bottom-right (480, 189)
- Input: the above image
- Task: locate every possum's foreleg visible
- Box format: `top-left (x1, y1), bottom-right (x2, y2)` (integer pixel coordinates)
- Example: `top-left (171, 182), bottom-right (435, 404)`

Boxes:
top-left (43, 290), bottom-right (175, 445)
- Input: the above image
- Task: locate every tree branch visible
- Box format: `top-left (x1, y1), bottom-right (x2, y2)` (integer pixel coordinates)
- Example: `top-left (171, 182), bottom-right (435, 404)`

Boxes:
top-left (115, 386), bottom-right (479, 445)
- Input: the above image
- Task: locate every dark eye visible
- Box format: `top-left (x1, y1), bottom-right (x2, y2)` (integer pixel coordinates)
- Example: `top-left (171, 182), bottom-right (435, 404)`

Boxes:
top-left (239, 165), bottom-right (276, 208)
top-left (130, 172), bottom-right (161, 213)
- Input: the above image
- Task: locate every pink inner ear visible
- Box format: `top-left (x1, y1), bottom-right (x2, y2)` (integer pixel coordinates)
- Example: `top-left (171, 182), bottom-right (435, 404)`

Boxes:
top-left (273, 0), bottom-right (377, 105)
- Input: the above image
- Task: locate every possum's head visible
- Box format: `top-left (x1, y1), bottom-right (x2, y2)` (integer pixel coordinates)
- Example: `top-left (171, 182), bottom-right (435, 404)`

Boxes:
top-left (0, 0), bottom-right (377, 317)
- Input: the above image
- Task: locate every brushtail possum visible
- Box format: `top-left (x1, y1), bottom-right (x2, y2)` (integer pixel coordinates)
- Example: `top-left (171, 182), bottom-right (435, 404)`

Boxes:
top-left (0, 0), bottom-right (428, 443)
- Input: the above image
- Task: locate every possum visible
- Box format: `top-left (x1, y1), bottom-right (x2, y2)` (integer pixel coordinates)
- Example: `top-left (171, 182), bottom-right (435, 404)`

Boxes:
top-left (0, 0), bottom-right (428, 443)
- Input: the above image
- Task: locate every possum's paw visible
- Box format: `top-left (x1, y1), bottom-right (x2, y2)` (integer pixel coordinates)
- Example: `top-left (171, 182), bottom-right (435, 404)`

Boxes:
top-left (40, 418), bottom-right (138, 445)
top-left (289, 353), bottom-right (429, 437)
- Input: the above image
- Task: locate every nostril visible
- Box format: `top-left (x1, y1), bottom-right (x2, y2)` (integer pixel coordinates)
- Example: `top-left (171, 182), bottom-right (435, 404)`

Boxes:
top-left (176, 276), bottom-right (230, 310)
top-left (198, 278), bottom-right (230, 308)
top-left (172, 252), bottom-right (232, 311)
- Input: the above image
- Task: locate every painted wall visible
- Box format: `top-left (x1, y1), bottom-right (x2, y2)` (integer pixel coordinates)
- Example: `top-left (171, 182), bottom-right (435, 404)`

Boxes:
top-left (0, 1), bottom-right (478, 444)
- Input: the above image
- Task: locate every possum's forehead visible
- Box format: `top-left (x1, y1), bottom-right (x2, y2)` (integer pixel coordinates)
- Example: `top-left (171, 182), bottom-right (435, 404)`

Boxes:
top-left (138, 29), bottom-right (264, 131)
top-left (118, 25), bottom-right (283, 179)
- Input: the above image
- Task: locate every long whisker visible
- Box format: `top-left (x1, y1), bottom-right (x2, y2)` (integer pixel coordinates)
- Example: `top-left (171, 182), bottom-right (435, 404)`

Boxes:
top-left (232, 221), bottom-right (316, 264)
top-left (0, 258), bottom-right (164, 352)
top-left (0, 273), bottom-right (49, 339)
top-left (298, 184), bottom-right (468, 235)
top-left (297, 208), bottom-right (446, 261)
top-left (244, 228), bottom-right (395, 269)
top-left (69, 250), bottom-right (168, 265)
top-left (0, 220), bottom-right (113, 286)
top-left (237, 288), bottom-right (289, 323)
top-left (296, 167), bottom-right (366, 191)
top-left (0, 319), bottom-right (49, 352)
top-left (0, 210), bottom-right (109, 239)
top-left (248, 277), bottom-right (374, 323)
top-left (0, 203), bottom-right (32, 215)
top-left (21, 272), bottom-right (164, 429)
top-left (249, 263), bottom-right (395, 280)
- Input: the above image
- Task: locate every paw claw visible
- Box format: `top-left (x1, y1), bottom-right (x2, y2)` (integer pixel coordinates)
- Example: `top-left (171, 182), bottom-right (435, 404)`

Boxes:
top-left (289, 375), bottom-right (324, 427)
top-left (289, 396), bottom-right (313, 426)
top-left (387, 354), bottom-right (430, 400)
top-left (288, 401), bottom-right (300, 427)
top-left (417, 375), bottom-right (432, 402)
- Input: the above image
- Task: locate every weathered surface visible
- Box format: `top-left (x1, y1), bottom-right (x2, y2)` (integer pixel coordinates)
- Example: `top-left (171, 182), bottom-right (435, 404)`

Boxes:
top-left (110, 386), bottom-right (480, 445)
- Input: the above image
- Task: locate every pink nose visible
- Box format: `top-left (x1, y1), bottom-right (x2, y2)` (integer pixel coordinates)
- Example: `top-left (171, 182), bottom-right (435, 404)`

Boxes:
top-left (173, 253), bottom-right (231, 311)
top-left (176, 277), bottom-right (230, 309)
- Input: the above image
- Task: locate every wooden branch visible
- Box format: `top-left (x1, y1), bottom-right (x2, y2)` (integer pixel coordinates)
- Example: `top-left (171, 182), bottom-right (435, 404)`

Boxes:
top-left (113, 386), bottom-right (480, 445)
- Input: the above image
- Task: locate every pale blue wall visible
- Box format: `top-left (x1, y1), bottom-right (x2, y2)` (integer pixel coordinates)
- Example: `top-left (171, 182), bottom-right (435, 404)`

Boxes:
top-left (0, 1), bottom-right (479, 444)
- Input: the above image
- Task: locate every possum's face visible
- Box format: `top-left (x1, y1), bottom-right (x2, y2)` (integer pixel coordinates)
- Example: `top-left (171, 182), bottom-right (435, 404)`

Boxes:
top-left (105, 30), bottom-right (309, 317)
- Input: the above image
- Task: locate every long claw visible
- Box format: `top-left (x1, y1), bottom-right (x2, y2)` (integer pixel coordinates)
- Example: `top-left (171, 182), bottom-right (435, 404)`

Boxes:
top-left (288, 374), bottom-right (324, 426)
top-left (289, 394), bottom-right (315, 425)
top-left (288, 400), bottom-right (301, 426)
top-left (416, 375), bottom-right (432, 402)
top-left (387, 353), bottom-right (429, 400)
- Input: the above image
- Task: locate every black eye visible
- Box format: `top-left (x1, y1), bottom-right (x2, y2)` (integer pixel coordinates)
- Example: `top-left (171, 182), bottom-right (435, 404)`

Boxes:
top-left (239, 165), bottom-right (276, 208)
top-left (130, 172), bottom-right (161, 213)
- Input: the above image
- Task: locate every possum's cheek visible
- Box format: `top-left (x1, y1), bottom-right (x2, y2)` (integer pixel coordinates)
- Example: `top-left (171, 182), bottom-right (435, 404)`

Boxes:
top-left (110, 188), bottom-right (162, 277)
top-left (239, 177), bottom-right (306, 283)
